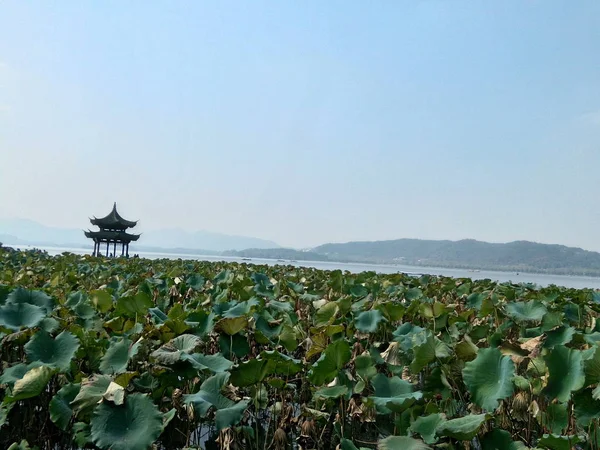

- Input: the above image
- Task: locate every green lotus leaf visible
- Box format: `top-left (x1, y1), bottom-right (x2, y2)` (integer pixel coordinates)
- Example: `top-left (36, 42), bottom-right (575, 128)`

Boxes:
top-left (314, 385), bottom-right (348, 399)
top-left (7, 440), bottom-right (33, 450)
top-left (6, 365), bottom-right (55, 403)
top-left (186, 274), bottom-right (205, 290)
top-left (100, 337), bottom-right (141, 375)
top-left (462, 347), bottom-right (514, 411)
top-left (160, 409), bottom-right (176, 433)
top-left (71, 374), bottom-right (113, 416)
top-left (215, 399), bottom-right (250, 430)
top-left (314, 302), bottom-right (339, 327)
top-left (369, 373), bottom-right (423, 414)
top-left (183, 372), bottom-right (248, 429)
top-left (278, 325), bottom-right (297, 351)
top-left (221, 298), bottom-right (259, 318)
top-left (350, 284), bottom-right (368, 298)
top-left (355, 309), bottom-right (384, 333)
top-left (115, 292), bottom-right (153, 318)
top-left (255, 315), bottom-right (283, 340)
top-left (308, 339), bottom-right (351, 385)
top-left (480, 429), bottom-right (528, 450)
top-left (72, 422), bottom-right (92, 447)
top-left (455, 336), bottom-right (479, 362)
top-left (0, 403), bottom-right (13, 427)
top-left (355, 354), bottom-right (377, 380)
top-left (404, 288), bottom-right (423, 301)
top-left (340, 438), bottom-right (365, 450)
top-left (572, 388), bottom-right (600, 427)
top-left (543, 345), bottom-right (585, 402)
top-left (230, 359), bottom-right (274, 387)
top-left (217, 317), bottom-right (248, 335)
top-left (0, 362), bottom-right (43, 386)
top-left (0, 284), bottom-right (9, 305)
top-left (0, 303), bottom-right (46, 331)
top-left (505, 300), bottom-right (547, 323)
top-left (25, 330), bottom-right (80, 372)
top-left (584, 345), bottom-right (600, 386)
top-left (410, 331), bottom-right (450, 373)
top-left (544, 326), bottom-right (575, 349)
top-left (437, 414), bottom-right (488, 441)
top-left (90, 393), bottom-right (163, 450)
top-left (410, 413), bottom-right (446, 444)
top-left (90, 289), bottom-right (113, 313)
top-left (539, 402), bottom-right (568, 434)
top-left (151, 334), bottom-right (201, 364)
top-left (181, 353), bottom-right (233, 373)
top-left (378, 436), bottom-right (431, 450)
top-left (537, 434), bottom-right (581, 450)
top-left (49, 383), bottom-right (81, 431)
top-left (6, 288), bottom-right (54, 313)
top-left (148, 307), bottom-right (168, 324)
top-left (259, 350), bottom-right (303, 375)
top-left (267, 299), bottom-right (294, 313)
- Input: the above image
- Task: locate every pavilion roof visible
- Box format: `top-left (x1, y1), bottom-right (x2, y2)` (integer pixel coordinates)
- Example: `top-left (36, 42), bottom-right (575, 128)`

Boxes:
top-left (90, 203), bottom-right (138, 229)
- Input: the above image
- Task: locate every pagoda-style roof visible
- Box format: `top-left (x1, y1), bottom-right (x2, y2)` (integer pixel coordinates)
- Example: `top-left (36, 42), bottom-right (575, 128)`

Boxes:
top-left (90, 203), bottom-right (137, 230)
top-left (84, 230), bottom-right (141, 243)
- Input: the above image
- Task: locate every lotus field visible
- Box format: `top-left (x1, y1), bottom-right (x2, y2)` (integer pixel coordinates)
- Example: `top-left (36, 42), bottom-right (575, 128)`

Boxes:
top-left (1, 248), bottom-right (600, 450)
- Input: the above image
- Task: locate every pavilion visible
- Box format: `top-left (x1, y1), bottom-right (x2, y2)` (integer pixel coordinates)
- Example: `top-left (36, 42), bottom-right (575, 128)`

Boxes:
top-left (84, 203), bottom-right (140, 257)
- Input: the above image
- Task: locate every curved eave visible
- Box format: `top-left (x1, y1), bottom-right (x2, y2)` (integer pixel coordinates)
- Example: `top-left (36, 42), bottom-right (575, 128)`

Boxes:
top-left (84, 230), bottom-right (141, 243)
top-left (89, 203), bottom-right (138, 229)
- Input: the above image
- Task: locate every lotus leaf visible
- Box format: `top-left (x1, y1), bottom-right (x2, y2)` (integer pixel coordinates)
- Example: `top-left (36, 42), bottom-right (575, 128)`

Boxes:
top-left (463, 347), bottom-right (514, 411)
top-left (505, 300), bottom-right (547, 323)
top-left (308, 339), bottom-right (351, 385)
top-left (183, 373), bottom-right (249, 429)
top-left (90, 393), bottom-right (163, 450)
top-left (99, 337), bottom-right (141, 374)
top-left (437, 414), bottom-right (488, 441)
top-left (355, 309), bottom-right (384, 333)
top-left (543, 345), bottom-right (585, 402)
top-left (25, 330), bottom-right (80, 372)
top-left (369, 373), bottom-right (423, 414)
top-left (378, 436), bottom-right (431, 450)
top-left (49, 383), bottom-right (81, 430)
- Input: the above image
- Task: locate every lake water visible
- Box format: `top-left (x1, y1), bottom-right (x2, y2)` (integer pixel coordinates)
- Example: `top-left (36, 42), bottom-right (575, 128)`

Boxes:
top-left (8, 244), bottom-right (600, 290)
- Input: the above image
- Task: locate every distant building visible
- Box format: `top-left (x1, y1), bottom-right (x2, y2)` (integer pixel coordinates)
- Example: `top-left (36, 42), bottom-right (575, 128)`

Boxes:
top-left (84, 203), bottom-right (140, 257)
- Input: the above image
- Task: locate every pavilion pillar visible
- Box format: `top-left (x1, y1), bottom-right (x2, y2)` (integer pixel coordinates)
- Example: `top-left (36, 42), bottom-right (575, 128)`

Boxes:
top-left (126, 243), bottom-right (129, 257)
top-left (106, 241), bottom-right (109, 257)
top-left (121, 243), bottom-right (125, 257)
top-left (113, 241), bottom-right (117, 257)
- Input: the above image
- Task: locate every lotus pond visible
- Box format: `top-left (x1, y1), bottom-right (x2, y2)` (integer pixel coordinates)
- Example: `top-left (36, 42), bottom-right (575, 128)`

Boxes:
top-left (1, 247), bottom-right (600, 450)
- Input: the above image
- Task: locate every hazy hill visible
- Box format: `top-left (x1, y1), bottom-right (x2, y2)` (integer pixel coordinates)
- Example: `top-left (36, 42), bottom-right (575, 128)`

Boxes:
top-left (0, 218), bottom-right (279, 252)
top-left (313, 238), bottom-right (600, 275)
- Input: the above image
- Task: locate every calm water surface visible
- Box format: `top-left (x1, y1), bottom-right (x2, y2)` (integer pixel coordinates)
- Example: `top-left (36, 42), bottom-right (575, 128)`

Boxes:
top-left (10, 244), bottom-right (600, 290)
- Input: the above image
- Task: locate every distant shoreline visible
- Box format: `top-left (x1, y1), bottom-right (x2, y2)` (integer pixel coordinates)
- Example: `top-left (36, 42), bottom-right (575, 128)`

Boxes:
top-left (5, 243), bottom-right (600, 290)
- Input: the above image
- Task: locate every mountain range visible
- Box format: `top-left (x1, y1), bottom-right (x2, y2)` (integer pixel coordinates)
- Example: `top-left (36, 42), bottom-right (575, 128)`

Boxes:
top-left (0, 218), bottom-right (279, 252)
top-left (4, 218), bottom-right (600, 276)
top-left (227, 238), bottom-right (600, 277)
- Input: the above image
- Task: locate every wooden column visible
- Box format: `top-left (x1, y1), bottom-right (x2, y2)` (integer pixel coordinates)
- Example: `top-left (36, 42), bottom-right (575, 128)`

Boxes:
top-left (121, 243), bottom-right (125, 256)
top-left (106, 241), bottom-right (109, 257)
top-left (113, 241), bottom-right (117, 257)
top-left (126, 243), bottom-right (129, 257)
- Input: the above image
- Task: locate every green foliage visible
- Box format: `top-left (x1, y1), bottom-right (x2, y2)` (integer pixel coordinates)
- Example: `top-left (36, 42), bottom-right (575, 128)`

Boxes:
top-left (1, 247), bottom-right (600, 449)
top-left (462, 347), bottom-right (515, 411)
top-left (24, 330), bottom-right (79, 372)
top-left (90, 393), bottom-right (163, 450)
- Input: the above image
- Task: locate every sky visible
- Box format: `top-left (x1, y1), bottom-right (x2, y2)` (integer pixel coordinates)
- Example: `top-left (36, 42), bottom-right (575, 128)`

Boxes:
top-left (1, 1), bottom-right (600, 250)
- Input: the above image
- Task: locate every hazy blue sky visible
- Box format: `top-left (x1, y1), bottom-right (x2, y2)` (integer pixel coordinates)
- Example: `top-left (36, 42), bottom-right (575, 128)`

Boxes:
top-left (1, 1), bottom-right (599, 249)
